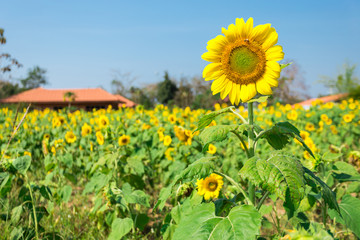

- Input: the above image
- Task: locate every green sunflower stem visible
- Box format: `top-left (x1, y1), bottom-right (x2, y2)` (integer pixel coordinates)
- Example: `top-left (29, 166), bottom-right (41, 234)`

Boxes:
top-left (214, 171), bottom-right (252, 206)
top-left (247, 102), bottom-right (256, 205)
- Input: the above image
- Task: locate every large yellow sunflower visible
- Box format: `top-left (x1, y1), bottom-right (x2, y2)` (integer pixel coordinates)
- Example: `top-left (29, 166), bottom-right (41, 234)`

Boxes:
top-left (202, 18), bottom-right (284, 104)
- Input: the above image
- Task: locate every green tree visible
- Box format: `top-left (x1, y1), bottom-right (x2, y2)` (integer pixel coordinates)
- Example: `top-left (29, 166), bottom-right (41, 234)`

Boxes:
top-left (0, 28), bottom-right (22, 75)
top-left (20, 66), bottom-right (48, 89)
top-left (0, 28), bottom-right (22, 99)
top-left (111, 71), bottom-right (137, 98)
top-left (63, 91), bottom-right (77, 109)
top-left (319, 63), bottom-right (359, 94)
top-left (157, 71), bottom-right (178, 104)
top-left (130, 87), bottom-right (154, 109)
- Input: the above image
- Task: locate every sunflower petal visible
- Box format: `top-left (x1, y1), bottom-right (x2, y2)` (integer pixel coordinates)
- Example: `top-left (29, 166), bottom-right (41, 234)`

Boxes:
top-left (222, 24), bottom-right (239, 42)
top-left (266, 77), bottom-right (279, 87)
top-left (201, 51), bottom-right (221, 62)
top-left (235, 84), bottom-right (241, 105)
top-left (220, 81), bottom-right (233, 99)
top-left (256, 78), bottom-right (273, 95)
top-left (229, 83), bottom-right (238, 104)
top-left (249, 23), bottom-right (271, 43)
top-left (240, 83), bottom-right (256, 102)
top-left (205, 70), bottom-right (223, 81)
top-left (266, 45), bottom-right (284, 61)
top-left (211, 75), bottom-right (227, 94)
top-left (203, 63), bottom-right (222, 79)
top-left (220, 81), bottom-right (232, 99)
top-left (206, 35), bottom-right (228, 52)
top-left (266, 61), bottom-right (281, 72)
top-left (244, 17), bottom-right (254, 39)
top-left (262, 28), bottom-right (278, 51)
top-left (265, 66), bottom-right (280, 79)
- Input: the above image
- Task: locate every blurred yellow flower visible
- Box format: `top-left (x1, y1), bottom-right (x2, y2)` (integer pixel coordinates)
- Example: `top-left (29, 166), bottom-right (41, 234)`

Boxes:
top-left (65, 131), bottom-right (76, 143)
top-left (343, 114), bottom-right (355, 123)
top-left (305, 123), bottom-right (315, 132)
top-left (96, 131), bottom-right (104, 145)
top-left (98, 115), bottom-right (109, 128)
top-left (81, 123), bottom-right (92, 136)
top-left (118, 135), bottom-right (130, 146)
top-left (24, 151), bottom-right (32, 157)
top-left (163, 135), bottom-right (172, 146)
top-left (207, 144), bottom-right (217, 154)
top-left (165, 147), bottom-right (175, 161)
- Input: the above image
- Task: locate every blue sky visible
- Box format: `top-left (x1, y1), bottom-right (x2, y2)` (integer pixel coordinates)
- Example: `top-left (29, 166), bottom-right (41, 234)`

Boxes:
top-left (1, 0), bottom-right (359, 97)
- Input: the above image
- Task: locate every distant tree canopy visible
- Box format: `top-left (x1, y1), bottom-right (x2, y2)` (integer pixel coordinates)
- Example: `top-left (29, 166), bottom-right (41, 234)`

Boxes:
top-left (19, 66), bottom-right (48, 89)
top-left (319, 63), bottom-right (359, 95)
top-left (271, 62), bottom-right (309, 105)
top-left (0, 28), bottom-right (23, 99)
top-left (157, 71), bottom-right (178, 104)
top-left (0, 28), bottom-right (22, 75)
top-left (111, 71), bottom-right (137, 99)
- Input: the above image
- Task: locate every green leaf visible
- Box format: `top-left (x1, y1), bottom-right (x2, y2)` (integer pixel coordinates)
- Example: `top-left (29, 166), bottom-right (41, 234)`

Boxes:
top-left (60, 185), bottom-right (72, 203)
top-left (83, 172), bottom-right (111, 195)
top-left (10, 227), bottom-right (23, 240)
top-left (40, 186), bottom-right (52, 200)
top-left (154, 186), bottom-right (172, 211)
top-left (12, 156), bottom-right (31, 175)
top-left (127, 157), bottom-right (144, 175)
top-left (108, 217), bottom-right (133, 240)
top-left (200, 125), bottom-right (238, 152)
top-left (154, 157), bottom-right (216, 210)
top-left (125, 190), bottom-right (150, 207)
top-left (240, 151), bottom-right (305, 209)
top-left (134, 214), bottom-right (149, 231)
top-left (174, 157), bottom-right (216, 183)
top-left (194, 106), bottom-right (235, 132)
top-left (247, 96), bottom-right (269, 103)
top-left (0, 172), bottom-right (10, 190)
top-left (332, 161), bottom-right (360, 182)
top-left (173, 203), bottom-right (261, 240)
top-left (328, 195), bottom-right (360, 237)
top-left (261, 122), bottom-right (315, 158)
top-left (11, 205), bottom-right (23, 224)
top-left (303, 167), bottom-right (340, 213)
top-left (280, 62), bottom-right (292, 69)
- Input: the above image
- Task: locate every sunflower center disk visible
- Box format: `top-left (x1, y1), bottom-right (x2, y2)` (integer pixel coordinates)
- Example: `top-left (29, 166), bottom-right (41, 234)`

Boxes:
top-left (208, 181), bottom-right (218, 191)
top-left (230, 46), bottom-right (259, 75)
top-left (222, 40), bottom-right (266, 85)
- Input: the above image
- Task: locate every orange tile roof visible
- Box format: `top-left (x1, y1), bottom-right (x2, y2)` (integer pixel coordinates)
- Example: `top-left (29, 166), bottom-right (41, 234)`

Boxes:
top-left (296, 93), bottom-right (348, 106)
top-left (0, 87), bottom-right (136, 107)
top-left (114, 94), bottom-right (137, 108)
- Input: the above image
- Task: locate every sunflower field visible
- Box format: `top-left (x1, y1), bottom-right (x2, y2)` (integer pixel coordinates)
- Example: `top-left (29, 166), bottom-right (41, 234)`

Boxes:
top-left (1, 16), bottom-right (360, 240)
top-left (0, 98), bottom-right (360, 239)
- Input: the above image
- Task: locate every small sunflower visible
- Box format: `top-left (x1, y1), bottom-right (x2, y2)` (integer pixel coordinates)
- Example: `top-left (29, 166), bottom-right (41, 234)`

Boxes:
top-left (24, 151), bottom-right (32, 157)
top-left (343, 114), bottom-right (354, 123)
top-left (202, 18), bottom-right (284, 104)
top-left (118, 135), bottom-right (131, 146)
top-left (196, 173), bottom-right (224, 200)
top-left (207, 144), bottom-right (217, 154)
top-left (96, 131), bottom-right (104, 145)
top-left (163, 135), bottom-right (172, 146)
top-left (65, 131), bottom-right (76, 143)
top-left (98, 115), bottom-right (109, 128)
top-left (81, 123), bottom-right (92, 136)
top-left (165, 147), bottom-right (175, 161)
